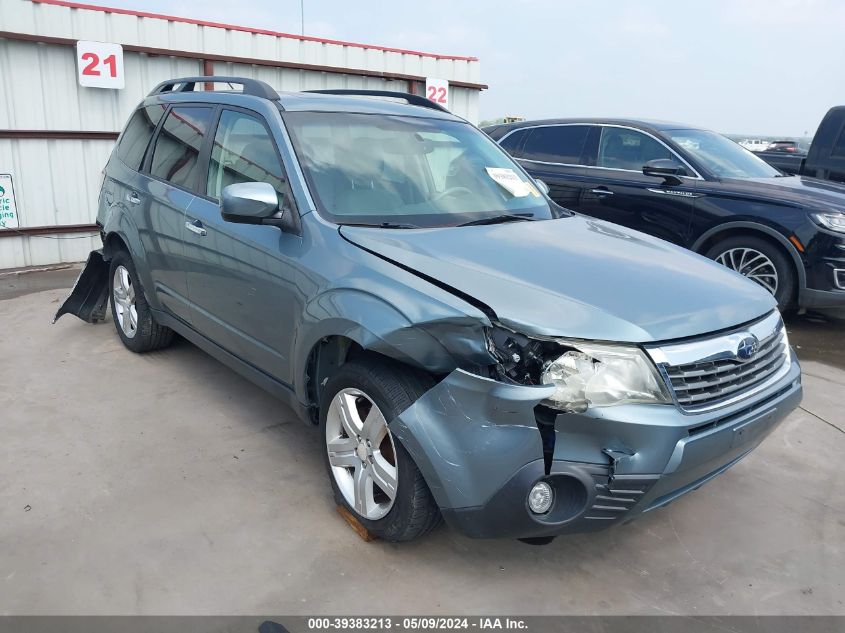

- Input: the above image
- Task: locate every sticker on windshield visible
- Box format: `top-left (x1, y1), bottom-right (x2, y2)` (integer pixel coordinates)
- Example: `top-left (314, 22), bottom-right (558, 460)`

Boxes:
top-left (485, 167), bottom-right (538, 197)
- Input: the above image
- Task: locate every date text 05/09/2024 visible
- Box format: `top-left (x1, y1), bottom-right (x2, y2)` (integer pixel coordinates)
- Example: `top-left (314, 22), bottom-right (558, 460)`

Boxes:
top-left (305, 617), bottom-right (528, 630)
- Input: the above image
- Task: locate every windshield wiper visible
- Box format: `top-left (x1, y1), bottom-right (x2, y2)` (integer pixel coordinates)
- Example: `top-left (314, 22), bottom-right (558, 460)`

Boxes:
top-left (340, 221), bottom-right (420, 229)
top-left (457, 213), bottom-right (535, 227)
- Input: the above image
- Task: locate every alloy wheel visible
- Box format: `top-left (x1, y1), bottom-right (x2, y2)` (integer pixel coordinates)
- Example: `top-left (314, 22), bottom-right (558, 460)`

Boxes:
top-left (112, 265), bottom-right (138, 338)
top-left (325, 387), bottom-right (398, 520)
top-left (715, 247), bottom-right (779, 295)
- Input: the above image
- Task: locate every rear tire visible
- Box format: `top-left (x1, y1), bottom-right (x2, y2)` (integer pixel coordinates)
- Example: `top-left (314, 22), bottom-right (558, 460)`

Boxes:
top-left (108, 249), bottom-right (174, 353)
top-left (319, 357), bottom-right (441, 542)
top-left (706, 235), bottom-right (796, 310)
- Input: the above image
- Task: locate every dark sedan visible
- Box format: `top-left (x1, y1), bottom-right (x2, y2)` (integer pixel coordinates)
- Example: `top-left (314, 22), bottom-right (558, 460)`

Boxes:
top-left (484, 118), bottom-right (845, 311)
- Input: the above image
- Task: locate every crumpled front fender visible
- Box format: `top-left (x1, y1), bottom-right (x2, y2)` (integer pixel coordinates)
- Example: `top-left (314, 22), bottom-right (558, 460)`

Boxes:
top-left (389, 369), bottom-right (555, 510)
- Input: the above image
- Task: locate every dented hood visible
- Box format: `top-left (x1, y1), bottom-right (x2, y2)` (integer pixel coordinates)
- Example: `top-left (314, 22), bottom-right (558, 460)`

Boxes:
top-left (339, 215), bottom-right (776, 343)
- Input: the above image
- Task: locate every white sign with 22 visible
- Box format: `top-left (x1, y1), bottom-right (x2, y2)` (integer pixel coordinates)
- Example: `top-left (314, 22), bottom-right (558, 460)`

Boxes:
top-left (425, 77), bottom-right (449, 110)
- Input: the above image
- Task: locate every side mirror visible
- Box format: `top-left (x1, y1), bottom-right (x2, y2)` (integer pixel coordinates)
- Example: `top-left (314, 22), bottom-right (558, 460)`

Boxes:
top-left (534, 179), bottom-right (550, 196)
top-left (643, 159), bottom-right (684, 185)
top-left (221, 182), bottom-right (280, 225)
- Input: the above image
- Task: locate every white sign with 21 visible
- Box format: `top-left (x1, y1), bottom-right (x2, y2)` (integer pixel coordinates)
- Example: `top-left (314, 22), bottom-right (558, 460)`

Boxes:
top-left (76, 41), bottom-right (125, 89)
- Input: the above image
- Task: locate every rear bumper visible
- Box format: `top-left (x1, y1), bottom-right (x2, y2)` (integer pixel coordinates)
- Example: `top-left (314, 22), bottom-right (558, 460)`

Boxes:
top-left (396, 354), bottom-right (802, 540)
top-left (52, 249), bottom-right (109, 324)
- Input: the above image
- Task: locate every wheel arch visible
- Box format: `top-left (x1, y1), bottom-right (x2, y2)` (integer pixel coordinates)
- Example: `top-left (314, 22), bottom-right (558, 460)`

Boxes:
top-left (295, 290), bottom-right (493, 425)
top-left (303, 334), bottom-right (362, 424)
top-left (102, 231), bottom-right (129, 260)
top-left (301, 331), bottom-right (452, 425)
top-left (691, 221), bottom-right (807, 293)
top-left (99, 211), bottom-right (160, 310)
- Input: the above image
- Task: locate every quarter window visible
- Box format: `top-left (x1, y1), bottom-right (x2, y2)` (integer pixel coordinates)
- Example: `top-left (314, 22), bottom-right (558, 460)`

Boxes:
top-left (206, 110), bottom-right (287, 200)
top-left (597, 127), bottom-right (686, 174)
top-left (116, 105), bottom-right (166, 170)
top-left (149, 106), bottom-right (214, 190)
top-left (520, 125), bottom-right (590, 164)
top-left (498, 129), bottom-right (529, 158)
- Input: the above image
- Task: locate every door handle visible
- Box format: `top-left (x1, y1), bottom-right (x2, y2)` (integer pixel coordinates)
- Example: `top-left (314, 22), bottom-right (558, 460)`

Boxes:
top-left (590, 188), bottom-right (614, 196)
top-left (185, 220), bottom-right (207, 237)
top-left (126, 192), bottom-right (141, 205)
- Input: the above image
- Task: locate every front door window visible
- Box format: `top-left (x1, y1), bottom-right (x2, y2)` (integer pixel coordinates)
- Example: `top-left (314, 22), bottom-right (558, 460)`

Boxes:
top-left (597, 127), bottom-right (687, 174)
top-left (206, 110), bottom-right (287, 200)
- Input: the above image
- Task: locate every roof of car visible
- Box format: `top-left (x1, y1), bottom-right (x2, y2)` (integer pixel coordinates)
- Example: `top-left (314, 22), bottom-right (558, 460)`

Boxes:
top-left (485, 117), bottom-right (708, 135)
top-left (146, 85), bottom-right (462, 121)
top-left (275, 91), bottom-right (461, 120)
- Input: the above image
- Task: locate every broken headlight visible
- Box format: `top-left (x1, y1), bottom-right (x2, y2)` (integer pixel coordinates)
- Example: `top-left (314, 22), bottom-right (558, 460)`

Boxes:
top-left (541, 342), bottom-right (671, 412)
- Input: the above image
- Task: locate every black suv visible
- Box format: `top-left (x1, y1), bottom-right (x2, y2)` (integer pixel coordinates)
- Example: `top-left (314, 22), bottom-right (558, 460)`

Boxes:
top-left (485, 118), bottom-right (845, 311)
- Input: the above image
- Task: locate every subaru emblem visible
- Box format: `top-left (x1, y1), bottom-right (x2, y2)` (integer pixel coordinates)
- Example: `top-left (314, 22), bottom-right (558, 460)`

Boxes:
top-left (736, 335), bottom-right (759, 361)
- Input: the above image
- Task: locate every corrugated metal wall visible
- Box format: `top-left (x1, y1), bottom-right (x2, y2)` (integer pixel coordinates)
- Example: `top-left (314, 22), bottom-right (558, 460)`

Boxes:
top-left (0, 36), bottom-right (204, 269)
top-left (0, 0), bottom-right (483, 269)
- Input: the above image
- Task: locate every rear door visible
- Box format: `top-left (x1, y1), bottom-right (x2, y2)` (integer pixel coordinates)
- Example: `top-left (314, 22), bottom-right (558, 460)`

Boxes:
top-left (577, 125), bottom-right (699, 246)
top-left (141, 104), bottom-right (216, 323)
top-left (510, 124), bottom-right (592, 210)
top-left (105, 104), bottom-right (166, 217)
top-left (183, 106), bottom-right (302, 382)
top-left (103, 104), bottom-right (167, 284)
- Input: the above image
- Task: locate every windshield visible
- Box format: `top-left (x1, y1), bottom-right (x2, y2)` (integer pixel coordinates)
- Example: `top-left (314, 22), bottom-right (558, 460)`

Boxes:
top-left (666, 129), bottom-right (782, 179)
top-left (283, 112), bottom-right (554, 227)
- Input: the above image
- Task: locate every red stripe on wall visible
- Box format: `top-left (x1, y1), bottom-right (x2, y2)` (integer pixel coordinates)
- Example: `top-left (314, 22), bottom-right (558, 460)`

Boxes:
top-left (30, 0), bottom-right (480, 61)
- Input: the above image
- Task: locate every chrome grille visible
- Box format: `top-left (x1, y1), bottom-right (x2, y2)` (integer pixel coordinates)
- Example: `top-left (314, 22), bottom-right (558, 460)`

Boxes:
top-left (645, 311), bottom-right (791, 412)
top-left (666, 329), bottom-right (787, 408)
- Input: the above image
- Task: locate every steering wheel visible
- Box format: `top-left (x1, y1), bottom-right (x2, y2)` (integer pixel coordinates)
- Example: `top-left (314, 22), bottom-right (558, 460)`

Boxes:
top-left (432, 186), bottom-right (473, 202)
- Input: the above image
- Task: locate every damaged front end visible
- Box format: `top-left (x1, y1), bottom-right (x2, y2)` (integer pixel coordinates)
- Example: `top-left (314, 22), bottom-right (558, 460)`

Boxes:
top-left (389, 323), bottom-right (802, 540)
top-left (52, 250), bottom-right (110, 324)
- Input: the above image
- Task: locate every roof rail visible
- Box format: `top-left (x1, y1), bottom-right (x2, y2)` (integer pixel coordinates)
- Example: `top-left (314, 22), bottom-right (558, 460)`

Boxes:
top-left (149, 76), bottom-right (279, 100)
top-left (305, 89), bottom-right (449, 113)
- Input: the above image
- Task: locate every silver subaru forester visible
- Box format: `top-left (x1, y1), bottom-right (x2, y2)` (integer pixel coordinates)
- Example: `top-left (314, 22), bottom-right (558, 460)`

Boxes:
top-left (56, 77), bottom-right (802, 542)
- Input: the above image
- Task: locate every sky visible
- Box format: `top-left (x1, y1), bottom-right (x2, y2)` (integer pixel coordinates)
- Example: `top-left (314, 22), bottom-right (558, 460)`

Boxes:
top-left (82, 0), bottom-right (845, 137)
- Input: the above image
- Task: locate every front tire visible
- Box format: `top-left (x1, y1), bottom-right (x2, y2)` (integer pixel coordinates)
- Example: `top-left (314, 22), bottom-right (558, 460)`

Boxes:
top-left (319, 357), bottom-right (441, 542)
top-left (706, 235), bottom-right (796, 310)
top-left (108, 249), bottom-right (174, 353)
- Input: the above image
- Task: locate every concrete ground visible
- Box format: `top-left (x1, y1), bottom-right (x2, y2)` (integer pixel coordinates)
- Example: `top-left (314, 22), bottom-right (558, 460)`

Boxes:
top-left (0, 267), bottom-right (843, 615)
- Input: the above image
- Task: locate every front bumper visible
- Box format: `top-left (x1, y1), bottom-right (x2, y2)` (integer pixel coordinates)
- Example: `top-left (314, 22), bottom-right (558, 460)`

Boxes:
top-left (801, 229), bottom-right (845, 308)
top-left (801, 287), bottom-right (845, 309)
top-left (391, 352), bottom-right (802, 539)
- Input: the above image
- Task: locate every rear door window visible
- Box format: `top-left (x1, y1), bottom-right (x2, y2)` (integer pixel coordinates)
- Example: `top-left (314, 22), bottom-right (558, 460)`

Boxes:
top-left (520, 125), bottom-right (590, 164)
top-left (206, 109), bottom-right (287, 200)
top-left (116, 105), bottom-right (166, 170)
top-left (149, 106), bottom-right (214, 191)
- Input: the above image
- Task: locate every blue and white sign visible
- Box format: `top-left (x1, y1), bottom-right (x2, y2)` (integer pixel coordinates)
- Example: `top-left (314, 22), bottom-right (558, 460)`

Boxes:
top-left (0, 174), bottom-right (19, 230)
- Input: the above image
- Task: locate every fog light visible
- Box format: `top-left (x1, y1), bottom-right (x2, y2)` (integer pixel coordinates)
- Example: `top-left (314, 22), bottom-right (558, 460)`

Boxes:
top-left (528, 481), bottom-right (554, 514)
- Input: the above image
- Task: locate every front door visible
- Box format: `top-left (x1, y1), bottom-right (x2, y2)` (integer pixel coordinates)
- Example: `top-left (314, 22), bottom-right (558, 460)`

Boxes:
top-left (183, 108), bottom-right (302, 384)
top-left (577, 126), bottom-right (699, 246)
